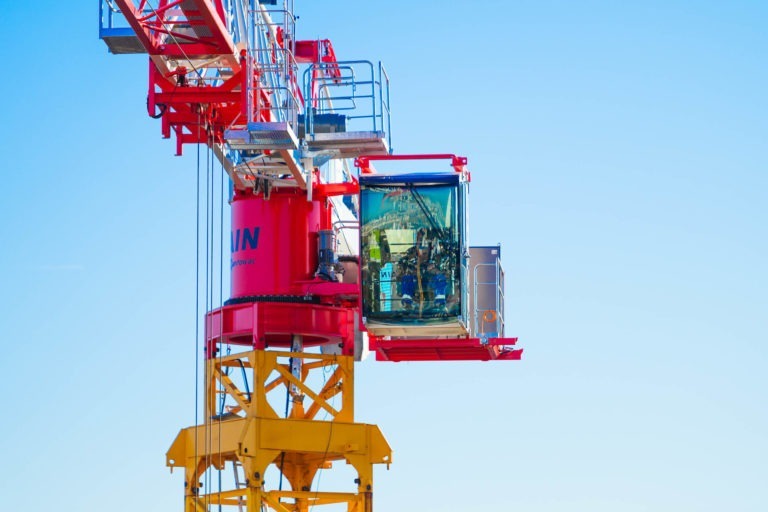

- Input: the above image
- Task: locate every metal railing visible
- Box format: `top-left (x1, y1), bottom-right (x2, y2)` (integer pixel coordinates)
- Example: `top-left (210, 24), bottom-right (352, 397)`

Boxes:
top-left (245, 1), bottom-right (301, 128)
top-left (99, 0), bottom-right (145, 40)
top-left (246, 47), bottom-right (301, 126)
top-left (472, 260), bottom-right (505, 338)
top-left (302, 60), bottom-right (391, 146)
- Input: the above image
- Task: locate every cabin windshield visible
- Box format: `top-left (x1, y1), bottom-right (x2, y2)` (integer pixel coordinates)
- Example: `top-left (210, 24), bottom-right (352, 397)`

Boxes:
top-left (360, 182), bottom-right (461, 322)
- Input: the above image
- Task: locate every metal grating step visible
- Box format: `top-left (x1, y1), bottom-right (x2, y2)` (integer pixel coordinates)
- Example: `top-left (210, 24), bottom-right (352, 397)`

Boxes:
top-left (307, 131), bottom-right (389, 157)
top-left (102, 33), bottom-right (147, 54)
top-left (225, 122), bottom-right (299, 150)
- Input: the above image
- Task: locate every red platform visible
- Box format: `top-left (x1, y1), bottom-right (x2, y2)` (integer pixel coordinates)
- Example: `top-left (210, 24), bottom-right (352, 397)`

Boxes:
top-left (372, 337), bottom-right (522, 362)
top-left (206, 301), bottom-right (357, 358)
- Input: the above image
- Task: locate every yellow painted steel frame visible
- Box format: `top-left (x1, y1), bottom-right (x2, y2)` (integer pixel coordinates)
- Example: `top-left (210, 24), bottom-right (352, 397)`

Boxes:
top-left (167, 350), bottom-right (391, 512)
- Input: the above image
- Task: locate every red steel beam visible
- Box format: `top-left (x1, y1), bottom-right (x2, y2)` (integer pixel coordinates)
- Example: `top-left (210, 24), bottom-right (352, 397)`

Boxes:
top-left (113, 0), bottom-right (234, 57)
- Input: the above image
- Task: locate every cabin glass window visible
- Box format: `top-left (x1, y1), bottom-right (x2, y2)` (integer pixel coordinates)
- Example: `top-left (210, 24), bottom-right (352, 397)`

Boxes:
top-left (360, 183), bottom-right (461, 323)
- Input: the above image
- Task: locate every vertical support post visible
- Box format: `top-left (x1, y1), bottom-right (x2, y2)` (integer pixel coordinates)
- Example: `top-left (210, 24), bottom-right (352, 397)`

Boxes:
top-left (290, 334), bottom-right (305, 418)
top-left (495, 250), bottom-right (501, 335)
top-left (302, 157), bottom-right (314, 202)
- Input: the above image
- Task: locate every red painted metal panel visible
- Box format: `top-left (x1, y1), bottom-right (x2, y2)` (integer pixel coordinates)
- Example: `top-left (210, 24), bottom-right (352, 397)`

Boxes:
top-left (230, 189), bottom-right (325, 298)
top-left (112, 1), bottom-right (245, 155)
top-left (355, 154), bottom-right (468, 174)
top-left (373, 337), bottom-right (521, 362)
top-left (112, 0), bottom-right (234, 57)
top-left (205, 302), bottom-right (356, 357)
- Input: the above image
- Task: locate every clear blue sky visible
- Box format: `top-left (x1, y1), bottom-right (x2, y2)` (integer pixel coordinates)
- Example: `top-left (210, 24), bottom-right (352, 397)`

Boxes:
top-left (0, 1), bottom-right (766, 511)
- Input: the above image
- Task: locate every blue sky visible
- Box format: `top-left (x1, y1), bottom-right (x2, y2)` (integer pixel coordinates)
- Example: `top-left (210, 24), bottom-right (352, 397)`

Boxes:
top-left (0, 1), bottom-right (766, 511)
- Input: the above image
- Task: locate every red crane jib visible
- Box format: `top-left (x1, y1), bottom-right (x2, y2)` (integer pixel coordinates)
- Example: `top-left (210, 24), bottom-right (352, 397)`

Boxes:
top-left (115, 1), bottom-right (348, 154)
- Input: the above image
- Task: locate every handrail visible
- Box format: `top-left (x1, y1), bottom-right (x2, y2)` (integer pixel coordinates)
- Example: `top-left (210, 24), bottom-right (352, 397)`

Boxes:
top-left (302, 60), bottom-right (390, 140)
top-left (472, 261), bottom-right (504, 337)
top-left (245, 1), bottom-right (301, 127)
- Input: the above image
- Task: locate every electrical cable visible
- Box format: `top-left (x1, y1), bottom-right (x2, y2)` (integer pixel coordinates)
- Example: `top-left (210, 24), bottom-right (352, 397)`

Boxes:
top-left (128, 2), bottom-right (236, 507)
top-left (218, 345), bottom-right (232, 415)
top-left (218, 143), bottom-right (227, 512)
top-left (235, 359), bottom-right (251, 401)
top-left (147, 99), bottom-right (168, 119)
top-left (203, 126), bottom-right (212, 511)
top-left (211, 123), bottom-right (224, 512)
top-left (309, 358), bottom-right (337, 511)
top-left (277, 367), bottom-right (291, 491)
top-left (193, 108), bottom-right (202, 506)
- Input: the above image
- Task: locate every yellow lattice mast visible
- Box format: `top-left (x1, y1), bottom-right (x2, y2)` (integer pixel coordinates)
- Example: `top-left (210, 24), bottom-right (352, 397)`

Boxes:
top-left (167, 338), bottom-right (391, 512)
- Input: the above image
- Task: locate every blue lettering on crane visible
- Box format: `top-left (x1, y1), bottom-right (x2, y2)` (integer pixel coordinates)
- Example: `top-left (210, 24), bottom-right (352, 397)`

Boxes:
top-left (231, 229), bottom-right (240, 253)
top-left (231, 227), bottom-right (260, 253)
top-left (242, 226), bottom-right (260, 250)
top-left (231, 227), bottom-right (260, 269)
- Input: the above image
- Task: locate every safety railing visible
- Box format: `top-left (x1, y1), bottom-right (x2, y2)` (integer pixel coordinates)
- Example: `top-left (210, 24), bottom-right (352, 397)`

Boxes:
top-left (472, 260), bottom-right (505, 338)
top-left (380, 63), bottom-right (392, 149)
top-left (245, 47), bottom-right (301, 125)
top-left (245, 1), bottom-right (301, 127)
top-left (98, 0), bottom-right (148, 53)
top-left (99, 0), bottom-right (130, 37)
top-left (302, 60), bottom-right (392, 146)
top-left (332, 219), bottom-right (359, 255)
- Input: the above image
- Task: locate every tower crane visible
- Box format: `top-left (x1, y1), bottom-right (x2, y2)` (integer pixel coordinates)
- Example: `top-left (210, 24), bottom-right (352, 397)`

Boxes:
top-left (99, 1), bottom-right (522, 510)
